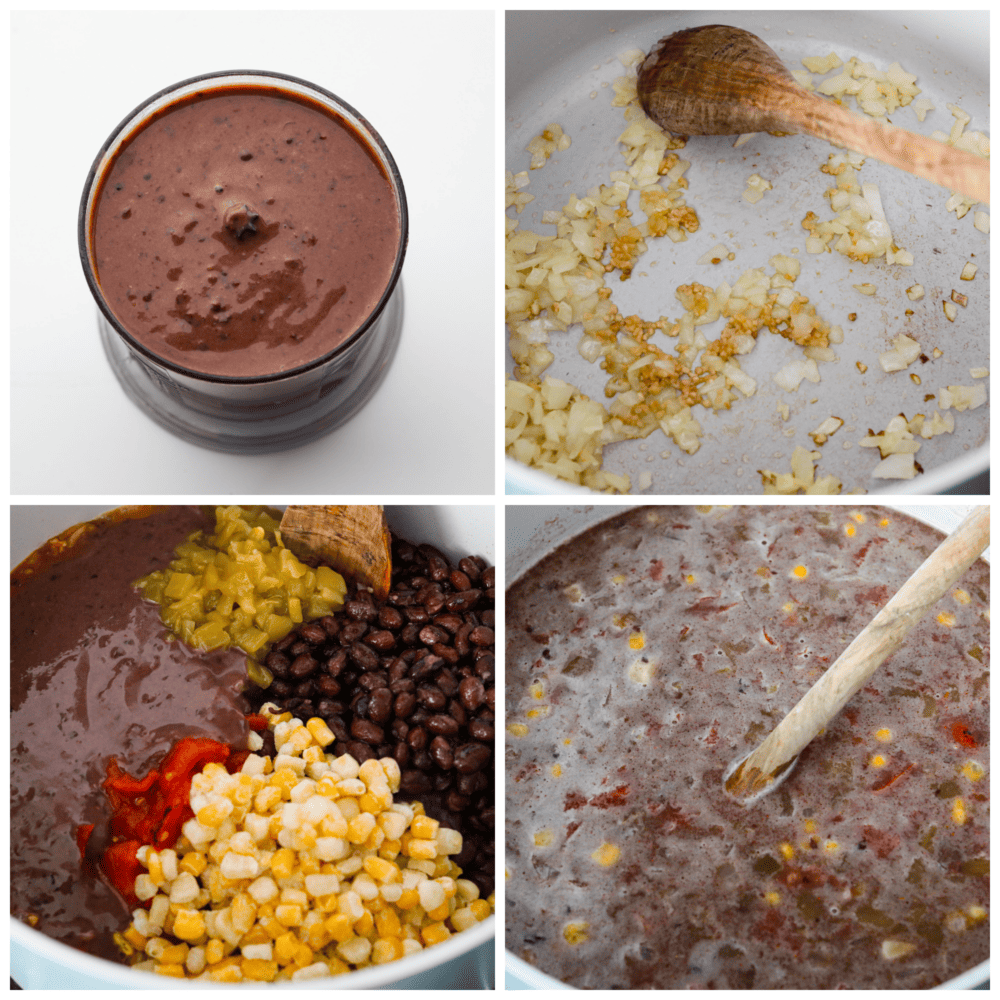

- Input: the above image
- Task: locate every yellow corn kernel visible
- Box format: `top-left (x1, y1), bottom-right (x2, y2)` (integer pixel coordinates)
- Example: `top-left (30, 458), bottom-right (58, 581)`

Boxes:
top-left (375, 908), bottom-right (402, 938)
top-left (937, 611), bottom-right (957, 628)
top-left (274, 931), bottom-right (300, 965)
top-left (306, 717), bottom-right (336, 746)
top-left (590, 843), bottom-right (621, 867)
top-left (241, 958), bottom-right (278, 982)
top-left (159, 943), bottom-right (189, 965)
top-left (293, 942), bottom-right (313, 968)
top-left (824, 840), bottom-right (839, 853)
top-left (507, 723), bottom-right (529, 737)
top-left (764, 891), bottom-right (781, 906)
top-left (348, 813), bottom-right (377, 845)
top-left (550, 763), bottom-right (562, 777)
top-left (870, 754), bottom-right (887, 768)
top-left (961, 760), bottom-right (985, 782)
top-left (275, 904), bottom-right (303, 927)
top-left (875, 728), bottom-right (892, 743)
top-left (779, 842), bottom-right (794, 860)
top-left (209, 961), bottom-right (243, 983)
top-left (953, 588), bottom-right (971, 605)
top-left (147, 852), bottom-right (165, 887)
top-left (205, 937), bottom-right (226, 965)
top-left (397, 889), bottom-right (420, 910)
top-left (791, 565), bottom-right (808, 579)
top-left (469, 898), bottom-right (492, 921)
top-left (324, 913), bottom-right (354, 943)
top-left (122, 926), bottom-right (147, 951)
top-left (180, 851), bottom-right (208, 877)
top-left (411, 815), bottom-right (440, 840)
top-left (421, 921), bottom-right (451, 946)
top-left (529, 681), bottom-right (544, 699)
top-left (271, 847), bottom-right (296, 880)
top-left (231, 893), bottom-right (257, 935)
top-left (364, 856), bottom-right (400, 883)
top-left (844, 523), bottom-right (856, 537)
top-left (172, 909), bottom-right (206, 942)
top-left (628, 631), bottom-right (645, 650)
top-left (154, 963), bottom-right (186, 978)
top-left (372, 936), bottom-right (404, 964)
top-left (563, 921), bottom-right (589, 945)
top-left (406, 838), bottom-right (438, 860)
top-left (803, 819), bottom-right (817, 834)
top-left (255, 785), bottom-right (282, 813)
top-left (354, 909), bottom-right (375, 937)
top-left (427, 901), bottom-right (451, 922)
top-left (952, 798), bottom-right (967, 825)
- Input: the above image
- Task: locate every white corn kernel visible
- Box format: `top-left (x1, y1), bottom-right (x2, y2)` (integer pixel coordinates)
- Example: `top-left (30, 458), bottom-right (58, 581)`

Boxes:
top-left (305, 873), bottom-right (340, 897)
top-left (247, 875), bottom-right (279, 904)
top-left (220, 852), bottom-right (260, 880)
top-left (169, 871), bottom-right (200, 905)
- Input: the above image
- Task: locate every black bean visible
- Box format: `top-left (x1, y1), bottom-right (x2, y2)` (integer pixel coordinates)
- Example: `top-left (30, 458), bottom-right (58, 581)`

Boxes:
top-left (433, 612), bottom-right (464, 634)
top-left (349, 642), bottom-right (379, 672)
top-left (350, 718), bottom-right (385, 744)
top-left (315, 675), bottom-right (342, 697)
top-left (389, 677), bottom-right (415, 694)
top-left (432, 643), bottom-right (460, 666)
top-left (368, 688), bottom-right (393, 724)
top-left (340, 621), bottom-right (368, 643)
top-left (404, 605), bottom-right (430, 624)
top-left (407, 726), bottom-right (428, 750)
top-left (470, 626), bottom-right (494, 647)
top-left (364, 629), bottom-right (396, 652)
top-left (456, 771), bottom-right (488, 795)
top-left (319, 615), bottom-right (341, 637)
top-left (469, 718), bottom-right (494, 742)
top-left (459, 677), bottom-right (486, 711)
top-left (347, 740), bottom-right (378, 763)
top-left (454, 742), bottom-right (491, 774)
top-left (393, 742), bottom-right (410, 767)
top-left (395, 692), bottom-right (417, 718)
top-left (400, 769), bottom-right (432, 794)
top-left (481, 566), bottom-right (495, 589)
top-left (419, 546), bottom-right (450, 582)
top-left (316, 698), bottom-right (344, 718)
top-left (265, 650), bottom-right (291, 677)
top-left (449, 569), bottom-right (472, 592)
top-left (429, 736), bottom-right (454, 770)
top-left (426, 714), bottom-right (460, 736)
top-left (436, 670), bottom-right (459, 697)
top-left (290, 653), bottom-right (318, 679)
top-left (298, 622), bottom-right (327, 644)
top-left (458, 557), bottom-right (481, 582)
top-left (419, 624), bottom-right (449, 646)
top-left (326, 648), bottom-right (348, 676)
top-left (345, 599), bottom-right (377, 622)
top-left (445, 589), bottom-right (482, 613)
top-left (401, 623), bottom-right (422, 645)
top-left (449, 701), bottom-right (467, 726)
top-left (358, 671), bottom-right (388, 691)
top-left (378, 606), bottom-right (404, 630)
top-left (388, 657), bottom-right (409, 683)
top-left (417, 685), bottom-right (447, 711)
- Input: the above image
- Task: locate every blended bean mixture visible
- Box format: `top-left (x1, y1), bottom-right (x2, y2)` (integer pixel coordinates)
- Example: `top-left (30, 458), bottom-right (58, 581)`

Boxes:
top-left (506, 506), bottom-right (989, 989)
top-left (91, 86), bottom-right (400, 378)
top-left (11, 507), bottom-right (250, 960)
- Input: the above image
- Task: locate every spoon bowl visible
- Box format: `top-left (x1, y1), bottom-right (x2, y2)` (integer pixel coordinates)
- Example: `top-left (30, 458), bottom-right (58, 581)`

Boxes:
top-left (637, 24), bottom-right (989, 203)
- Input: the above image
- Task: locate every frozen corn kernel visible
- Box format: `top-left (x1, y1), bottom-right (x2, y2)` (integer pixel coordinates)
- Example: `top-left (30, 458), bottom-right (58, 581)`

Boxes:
top-left (591, 842), bottom-right (621, 867)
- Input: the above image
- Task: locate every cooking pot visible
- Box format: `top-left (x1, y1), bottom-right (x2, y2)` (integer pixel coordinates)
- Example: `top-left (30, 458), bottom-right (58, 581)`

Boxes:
top-left (504, 502), bottom-right (988, 989)
top-left (11, 504), bottom-right (495, 989)
top-left (505, 11), bottom-right (989, 495)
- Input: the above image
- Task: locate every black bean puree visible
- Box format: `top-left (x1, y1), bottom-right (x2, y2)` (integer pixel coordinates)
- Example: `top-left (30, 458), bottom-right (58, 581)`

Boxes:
top-left (11, 507), bottom-right (250, 961)
top-left (506, 506), bottom-right (989, 989)
top-left (91, 87), bottom-right (400, 378)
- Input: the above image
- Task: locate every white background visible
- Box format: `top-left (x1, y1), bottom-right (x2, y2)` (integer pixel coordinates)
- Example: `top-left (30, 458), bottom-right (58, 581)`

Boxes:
top-left (11, 10), bottom-right (495, 494)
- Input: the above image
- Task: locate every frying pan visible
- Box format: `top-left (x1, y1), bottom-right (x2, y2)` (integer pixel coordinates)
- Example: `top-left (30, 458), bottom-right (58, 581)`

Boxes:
top-left (505, 11), bottom-right (989, 495)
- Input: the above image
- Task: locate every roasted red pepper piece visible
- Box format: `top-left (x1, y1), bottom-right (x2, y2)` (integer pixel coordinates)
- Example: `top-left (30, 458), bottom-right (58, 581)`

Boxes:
top-left (76, 823), bottom-right (94, 862)
top-left (93, 736), bottom-right (233, 904)
top-left (101, 839), bottom-right (145, 905)
top-left (246, 713), bottom-right (269, 733)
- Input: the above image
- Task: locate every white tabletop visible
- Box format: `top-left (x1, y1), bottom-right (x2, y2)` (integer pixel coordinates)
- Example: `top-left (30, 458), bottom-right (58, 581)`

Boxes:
top-left (11, 10), bottom-right (495, 495)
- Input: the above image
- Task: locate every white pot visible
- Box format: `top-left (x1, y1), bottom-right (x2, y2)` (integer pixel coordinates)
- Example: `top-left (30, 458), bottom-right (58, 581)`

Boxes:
top-left (11, 504), bottom-right (495, 990)
top-left (505, 503), bottom-right (988, 990)
top-left (505, 10), bottom-right (989, 495)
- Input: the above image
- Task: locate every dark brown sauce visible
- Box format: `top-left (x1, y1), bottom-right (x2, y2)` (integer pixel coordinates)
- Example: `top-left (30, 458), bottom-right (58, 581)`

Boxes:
top-left (91, 86), bottom-right (400, 378)
top-left (11, 507), bottom-right (250, 961)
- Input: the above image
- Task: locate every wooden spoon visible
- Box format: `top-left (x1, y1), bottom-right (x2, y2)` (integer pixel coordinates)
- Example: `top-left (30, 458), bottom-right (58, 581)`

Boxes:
top-left (279, 505), bottom-right (392, 601)
top-left (637, 25), bottom-right (989, 205)
top-left (725, 505), bottom-right (989, 801)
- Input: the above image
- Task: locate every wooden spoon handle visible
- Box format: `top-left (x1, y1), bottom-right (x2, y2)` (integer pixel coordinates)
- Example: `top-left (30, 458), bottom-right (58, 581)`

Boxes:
top-left (782, 87), bottom-right (989, 205)
top-left (727, 505), bottom-right (989, 799)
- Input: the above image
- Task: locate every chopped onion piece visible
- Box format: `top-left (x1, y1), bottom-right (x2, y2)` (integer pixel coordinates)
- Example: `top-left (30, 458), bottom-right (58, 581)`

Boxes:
top-left (960, 261), bottom-right (978, 280)
top-left (853, 283), bottom-right (877, 296)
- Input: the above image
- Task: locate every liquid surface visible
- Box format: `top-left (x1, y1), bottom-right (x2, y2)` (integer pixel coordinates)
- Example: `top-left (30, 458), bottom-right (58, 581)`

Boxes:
top-left (11, 507), bottom-right (250, 961)
top-left (506, 506), bottom-right (989, 989)
top-left (92, 87), bottom-right (400, 378)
